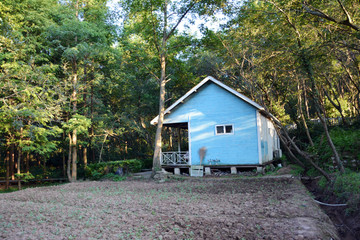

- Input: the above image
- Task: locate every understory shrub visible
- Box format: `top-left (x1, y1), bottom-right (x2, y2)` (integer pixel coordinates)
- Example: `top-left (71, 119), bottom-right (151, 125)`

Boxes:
top-left (313, 127), bottom-right (360, 170)
top-left (318, 170), bottom-right (360, 213)
top-left (85, 159), bottom-right (142, 180)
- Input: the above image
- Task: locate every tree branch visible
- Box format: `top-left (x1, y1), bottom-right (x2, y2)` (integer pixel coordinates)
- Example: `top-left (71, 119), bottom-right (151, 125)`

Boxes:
top-left (303, 1), bottom-right (359, 31)
top-left (165, 1), bottom-right (196, 41)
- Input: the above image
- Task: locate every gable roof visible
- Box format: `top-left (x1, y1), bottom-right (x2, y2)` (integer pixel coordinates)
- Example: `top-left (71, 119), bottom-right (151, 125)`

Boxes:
top-left (150, 76), bottom-right (265, 125)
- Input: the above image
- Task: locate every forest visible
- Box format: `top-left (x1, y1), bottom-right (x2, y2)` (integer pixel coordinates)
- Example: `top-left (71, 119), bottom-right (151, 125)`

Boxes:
top-left (0, 0), bottom-right (359, 205)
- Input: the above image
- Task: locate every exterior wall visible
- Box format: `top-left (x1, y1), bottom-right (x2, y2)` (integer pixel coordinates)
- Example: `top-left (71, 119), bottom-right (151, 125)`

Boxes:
top-left (258, 113), bottom-right (282, 163)
top-left (164, 82), bottom-right (259, 165)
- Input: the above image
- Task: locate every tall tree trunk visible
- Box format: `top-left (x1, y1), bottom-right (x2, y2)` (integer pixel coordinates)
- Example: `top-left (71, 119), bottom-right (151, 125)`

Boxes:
top-left (26, 152), bottom-right (29, 173)
top-left (5, 149), bottom-right (10, 190)
top-left (62, 152), bottom-right (66, 177)
top-left (152, 51), bottom-right (167, 172)
top-left (317, 111), bottom-right (345, 173)
top-left (71, 0), bottom-right (79, 181)
top-left (83, 147), bottom-right (87, 169)
top-left (99, 133), bottom-right (108, 163)
top-left (17, 147), bottom-right (22, 190)
top-left (71, 129), bottom-right (77, 181)
top-left (269, 114), bottom-right (331, 181)
top-left (298, 81), bottom-right (314, 146)
top-left (17, 127), bottom-right (23, 190)
top-left (90, 84), bottom-right (95, 163)
top-left (71, 64), bottom-right (78, 181)
top-left (152, 1), bottom-right (168, 174)
top-left (10, 144), bottom-right (15, 180)
top-left (67, 133), bottom-right (72, 182)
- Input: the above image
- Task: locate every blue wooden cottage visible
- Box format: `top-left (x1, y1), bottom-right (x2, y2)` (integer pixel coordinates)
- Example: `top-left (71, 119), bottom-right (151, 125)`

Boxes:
top-left (151, 76), bottom-right (282, 176)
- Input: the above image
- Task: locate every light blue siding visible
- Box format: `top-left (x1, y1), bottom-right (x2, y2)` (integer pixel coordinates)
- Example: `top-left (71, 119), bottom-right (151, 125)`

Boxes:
top-left (164, 83), bottom-right (259, 165)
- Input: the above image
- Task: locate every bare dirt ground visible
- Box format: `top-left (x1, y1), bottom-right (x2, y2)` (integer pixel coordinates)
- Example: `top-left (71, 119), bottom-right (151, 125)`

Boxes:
top-left (0, 177), bottom-right (338, 240)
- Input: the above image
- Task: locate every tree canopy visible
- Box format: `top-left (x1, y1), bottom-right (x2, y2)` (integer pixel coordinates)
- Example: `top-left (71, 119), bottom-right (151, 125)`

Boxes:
top-left (1, 0), bottom-right (360, 186)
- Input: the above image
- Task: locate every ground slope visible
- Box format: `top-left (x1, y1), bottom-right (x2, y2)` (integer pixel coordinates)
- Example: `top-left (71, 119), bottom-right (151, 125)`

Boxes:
top-left (0, 178), bottom-right (338, 240)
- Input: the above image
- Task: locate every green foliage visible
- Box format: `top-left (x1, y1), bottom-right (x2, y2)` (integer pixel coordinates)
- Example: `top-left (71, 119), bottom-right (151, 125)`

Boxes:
top-left (313, 126), bottom-right (360, 170)
top-left (62, 114), bottom-right (91, 135)
top-left (333, 171), bottom-right (360, 199)
top-left (14, 172), bottom-right (35, 182)
top-left (85, 159), bottom-right (142, 180)
top-left (289, 164), bottom-right (305, 177)
top-left (101, 173), bottom-right (126, 181)
top-left (318, 170), bottom-right (360, 213)
top-left (141, 158), bottom-right (153, 169)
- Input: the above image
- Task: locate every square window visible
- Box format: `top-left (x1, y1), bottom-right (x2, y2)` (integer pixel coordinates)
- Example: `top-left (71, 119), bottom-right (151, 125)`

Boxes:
top-left (225, 125), bottom-right (233, 133)
top-left (216, 126), bottom-right (224, 134)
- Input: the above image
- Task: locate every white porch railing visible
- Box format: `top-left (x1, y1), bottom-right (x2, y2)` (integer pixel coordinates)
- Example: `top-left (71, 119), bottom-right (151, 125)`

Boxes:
top-left (161, 151), bottom-right (189, 165)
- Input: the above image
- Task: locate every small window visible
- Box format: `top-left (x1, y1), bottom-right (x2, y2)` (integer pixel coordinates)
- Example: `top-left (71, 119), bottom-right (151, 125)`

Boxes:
top-left (215, 124), bottom-right (234, 135)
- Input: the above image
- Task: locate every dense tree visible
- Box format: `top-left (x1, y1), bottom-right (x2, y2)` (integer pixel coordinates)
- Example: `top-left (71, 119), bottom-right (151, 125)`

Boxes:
top-left (1, 0), bottom-right (359, 185)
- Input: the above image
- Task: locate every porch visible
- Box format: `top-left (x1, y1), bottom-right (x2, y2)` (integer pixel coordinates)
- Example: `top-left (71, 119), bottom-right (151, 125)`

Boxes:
top-left (161, 151), bottom-right (189, 165)
top-left (161, 122), bottom-right (189, 166)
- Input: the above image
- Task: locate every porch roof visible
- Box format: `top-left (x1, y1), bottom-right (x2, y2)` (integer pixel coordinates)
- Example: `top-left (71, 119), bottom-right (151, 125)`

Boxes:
top-left (163, 122), bottom-right (188, 129)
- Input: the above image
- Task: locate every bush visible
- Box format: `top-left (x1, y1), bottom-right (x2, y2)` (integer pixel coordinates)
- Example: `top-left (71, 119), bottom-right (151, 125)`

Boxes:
top-left (318, 170), bottom-right (360, 213)
top-left (333, 171), bottom-right (360, 199)
top-left (141, 158), bottom-right (153, 169)
top-left (102, 173), bottom-right (126, 181)
top-left (313, 127), bottom-right (360, 170)
top-left (85, 159), bottom-right (142, 180)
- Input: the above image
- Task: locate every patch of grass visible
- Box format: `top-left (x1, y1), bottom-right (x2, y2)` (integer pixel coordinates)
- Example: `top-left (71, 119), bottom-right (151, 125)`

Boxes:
top-left (289, 164), bottom-right (305, 177)
top-left (101, 173), bottom-right (126, 181)
top-left (0, 186), bottom-right (20, 194)
top-left (0, 182), bottom-right (66, 194)
top-left (318, 170), bottom-right (360, 214)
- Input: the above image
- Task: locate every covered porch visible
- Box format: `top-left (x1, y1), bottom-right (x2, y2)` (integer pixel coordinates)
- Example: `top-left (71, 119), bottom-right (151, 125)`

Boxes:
top-left (160, 122), bottom-right (190, 166)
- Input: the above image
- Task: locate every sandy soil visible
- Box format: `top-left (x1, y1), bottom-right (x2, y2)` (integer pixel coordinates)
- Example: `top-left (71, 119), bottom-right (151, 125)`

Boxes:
top-left (0, 177), bottom-right (338, 240)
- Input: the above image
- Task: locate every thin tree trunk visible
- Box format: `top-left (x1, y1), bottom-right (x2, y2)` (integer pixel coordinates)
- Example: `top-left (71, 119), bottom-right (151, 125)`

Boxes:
top-left (269, 115), bottom-right (331, 181)
top-left (10, 144), bottom-right (15, 180)
top-left (5, 149), bottom-right (10, 190)
top-left (83, 147), bottom-right (87, 169)
top-left (71, 129), bottom-right (77, 181)
top-left (17, 147), bottom-right (22, 190)
top-left (26, 152), bottom-right (29, 173)
top-left (298, 82), bottom-right (314, 146)
top-left (317, 111), bottom-right (345, 173)
top-left (90, 84), bottom-right (95, 163)
top-left (99, 133), bottom-right (108, 163)
top-left (62, 152), bottom-right (66, 177)
top-left (67, 133), bottom-right (72, 182)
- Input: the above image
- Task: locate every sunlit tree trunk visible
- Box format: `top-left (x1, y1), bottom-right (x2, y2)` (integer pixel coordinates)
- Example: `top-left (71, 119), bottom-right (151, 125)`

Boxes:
top-left (17, 148), bottom-right (22, 190)
top-left (67, 133), bottom-right (72, 182)
top-left (83, 147), bottom-right (87, 169)
top-left (10, 144), bottom-right (15, 180)
top-left (297, 81), bottom-right (314, 146)
top-left (152, 1), bottom-right (168, 173)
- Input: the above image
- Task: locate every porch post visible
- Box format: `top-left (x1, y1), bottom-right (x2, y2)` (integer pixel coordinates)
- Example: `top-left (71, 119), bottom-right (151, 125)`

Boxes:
top-left (177, 128), bottom-right (181, 152)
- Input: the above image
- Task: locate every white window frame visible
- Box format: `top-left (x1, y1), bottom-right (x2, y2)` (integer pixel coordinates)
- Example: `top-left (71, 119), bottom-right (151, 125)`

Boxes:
top-left (215, 124), bottom-right (234, 135)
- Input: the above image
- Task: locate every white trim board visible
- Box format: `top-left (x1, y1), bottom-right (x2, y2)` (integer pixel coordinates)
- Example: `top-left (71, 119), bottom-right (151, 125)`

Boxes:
top-left (151, 76), bottom-right (265, 125)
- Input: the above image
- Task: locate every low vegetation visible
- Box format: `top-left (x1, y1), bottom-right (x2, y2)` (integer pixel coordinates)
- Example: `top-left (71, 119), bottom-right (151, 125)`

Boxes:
top-left (85, 159), bottom-right (143, 180)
